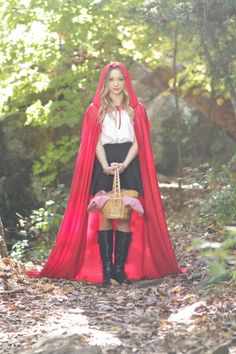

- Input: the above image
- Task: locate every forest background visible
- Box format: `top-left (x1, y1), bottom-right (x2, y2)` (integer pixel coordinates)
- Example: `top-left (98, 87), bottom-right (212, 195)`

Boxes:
top-left (0, 0), bottom-right (235, 282)
top-left (0, 1), bottom-right (236, 353)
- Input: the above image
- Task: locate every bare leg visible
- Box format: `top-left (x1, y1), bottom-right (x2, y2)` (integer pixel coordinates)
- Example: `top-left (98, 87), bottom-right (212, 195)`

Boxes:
top-left (99, 213), bottom-right (113, 230)
top-left (117, 218), bottom-right (130, 232)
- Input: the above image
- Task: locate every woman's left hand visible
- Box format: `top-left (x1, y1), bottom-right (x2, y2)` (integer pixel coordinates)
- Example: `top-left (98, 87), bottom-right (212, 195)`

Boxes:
top-left (118, 162), bottom-right (126, 174)
top-left (110, 162), bottom-right (126, 174)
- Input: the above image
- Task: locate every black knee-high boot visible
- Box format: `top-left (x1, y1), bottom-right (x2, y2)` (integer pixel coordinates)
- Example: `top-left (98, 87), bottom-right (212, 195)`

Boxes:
top-left (114, 230), bottom-right (132, 284)
top-left (98, 229), bottom-right (114, 285)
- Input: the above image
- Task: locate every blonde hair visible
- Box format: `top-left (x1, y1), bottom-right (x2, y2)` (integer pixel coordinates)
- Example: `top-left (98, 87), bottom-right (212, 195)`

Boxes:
top-left (98, 67), bottom-right (134, 124)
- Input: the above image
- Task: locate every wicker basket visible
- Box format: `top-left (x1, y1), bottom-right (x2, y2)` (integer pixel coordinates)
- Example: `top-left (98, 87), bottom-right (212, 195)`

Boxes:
top-left (102, 167), bottom-right (139, 219)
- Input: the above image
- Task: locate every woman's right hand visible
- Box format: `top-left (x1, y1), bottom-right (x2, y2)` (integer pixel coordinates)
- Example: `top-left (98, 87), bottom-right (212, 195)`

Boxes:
top-left (103, 165), bottom-right (117, 175)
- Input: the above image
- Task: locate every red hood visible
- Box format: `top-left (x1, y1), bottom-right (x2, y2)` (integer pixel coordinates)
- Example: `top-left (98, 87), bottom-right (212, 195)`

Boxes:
top-left (93, 62), bottom-right (138, 108)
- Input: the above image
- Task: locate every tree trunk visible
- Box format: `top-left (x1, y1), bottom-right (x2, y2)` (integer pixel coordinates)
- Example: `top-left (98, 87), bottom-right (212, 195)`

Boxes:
top-left (172, 26), bottom-right (183, 208)
top-left (0, 218), bottom-right (8, 258)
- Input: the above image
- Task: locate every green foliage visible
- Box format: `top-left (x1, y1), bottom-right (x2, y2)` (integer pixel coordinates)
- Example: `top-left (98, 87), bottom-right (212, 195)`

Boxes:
top-left (10, 184), bottom-right (67, 261)
top-left (201, 184), bottom-right (236, 227)
top-left (0, 0), bottom-right (142, 189)
top-left (177, 61), bottom-right (212, 96)
top-left (193, 165), bottom-right (236, 283)
top-left (132, 0), bottom-right (236, 97)
top-left (199, 170), bottom-right (236, 230)
top-left (11, 240), bottom-right (29, 261)
top-left (192, 228), bottom-right (236, 283)
top-left (33, 135), bottom-right (79, 185)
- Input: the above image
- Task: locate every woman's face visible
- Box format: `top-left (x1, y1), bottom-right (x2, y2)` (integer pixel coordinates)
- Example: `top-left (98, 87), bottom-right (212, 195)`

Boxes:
top-left (108, 68), bottom-right (125, 96)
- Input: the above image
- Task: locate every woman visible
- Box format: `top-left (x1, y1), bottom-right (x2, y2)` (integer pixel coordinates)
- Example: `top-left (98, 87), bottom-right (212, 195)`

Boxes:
top-left (27, 62), bottom-right (185, 285)
top-left (89, 63), bottom-right (144, 285)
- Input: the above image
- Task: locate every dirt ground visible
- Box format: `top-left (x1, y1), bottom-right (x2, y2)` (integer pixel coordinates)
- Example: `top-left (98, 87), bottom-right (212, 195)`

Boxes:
top-left (0, 230), bottom-right (235, 354)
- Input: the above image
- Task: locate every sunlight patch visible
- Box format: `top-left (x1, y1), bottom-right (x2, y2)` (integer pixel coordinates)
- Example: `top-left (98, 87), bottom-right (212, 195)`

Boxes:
top-left (168, 300), bottom-right (206, 325)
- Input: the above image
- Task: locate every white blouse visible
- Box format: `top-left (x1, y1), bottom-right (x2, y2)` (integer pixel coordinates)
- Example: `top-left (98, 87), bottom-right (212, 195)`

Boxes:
top-left (100, 109), bottom-right (135, 145)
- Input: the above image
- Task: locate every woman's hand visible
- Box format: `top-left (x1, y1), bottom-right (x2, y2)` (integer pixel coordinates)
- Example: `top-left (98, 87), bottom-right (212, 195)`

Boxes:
top-left (111, 162), bottom-right (126, 174)
top-left (117, 162), bottom-right (126, 174)
top-left (103, 164), bottom-right (117, 175)
top-left (103, 162), bottom-right (127, 175)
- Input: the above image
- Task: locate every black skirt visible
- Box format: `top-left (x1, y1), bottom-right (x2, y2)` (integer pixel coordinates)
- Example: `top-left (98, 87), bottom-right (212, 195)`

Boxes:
top-left (90, 142), bottom-right (143, 195)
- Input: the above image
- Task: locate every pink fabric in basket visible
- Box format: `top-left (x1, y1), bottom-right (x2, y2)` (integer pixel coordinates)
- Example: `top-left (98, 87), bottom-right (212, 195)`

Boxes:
top-left (87, 191), bottom-right (109, 212)
top-left (122, 196), bottom-right (144, 216)
top-left (87, 191), bottom-right (144, 216)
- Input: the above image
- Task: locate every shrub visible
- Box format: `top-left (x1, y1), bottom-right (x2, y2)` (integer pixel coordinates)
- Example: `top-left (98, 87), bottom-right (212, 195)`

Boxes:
top-left (10, 184), bottom-right (67, 261)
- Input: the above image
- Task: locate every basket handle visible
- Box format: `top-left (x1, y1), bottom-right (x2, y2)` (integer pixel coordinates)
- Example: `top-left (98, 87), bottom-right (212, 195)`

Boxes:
top-left (112, 167), bottom-right (121, 198)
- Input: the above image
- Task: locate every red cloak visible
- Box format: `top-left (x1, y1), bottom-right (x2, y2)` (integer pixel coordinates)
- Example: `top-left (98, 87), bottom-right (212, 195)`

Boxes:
top-left (27, 62), bottom-right (185, 282)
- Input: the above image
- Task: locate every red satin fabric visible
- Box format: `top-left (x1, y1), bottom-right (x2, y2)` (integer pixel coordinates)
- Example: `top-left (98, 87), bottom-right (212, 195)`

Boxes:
top-left (27, 62), bottom-right (185, 282)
